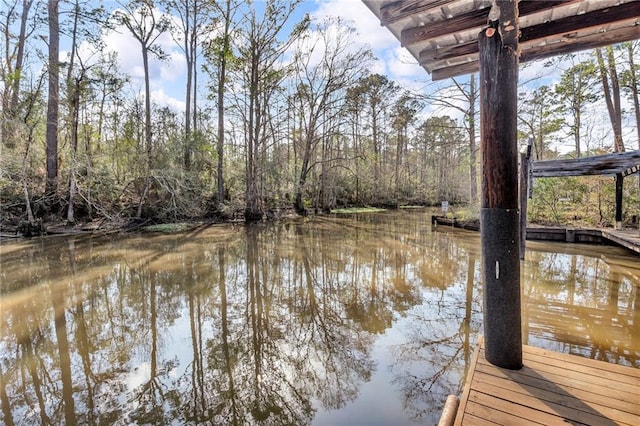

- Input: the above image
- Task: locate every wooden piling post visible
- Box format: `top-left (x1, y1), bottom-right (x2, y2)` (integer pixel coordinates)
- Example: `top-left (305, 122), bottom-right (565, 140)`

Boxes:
top-left (615, 173), bottom-right (623, 230)
top-left (479, 0), bottom-right (522, 370)
top-left (519, 152), bottom-right (529, 259)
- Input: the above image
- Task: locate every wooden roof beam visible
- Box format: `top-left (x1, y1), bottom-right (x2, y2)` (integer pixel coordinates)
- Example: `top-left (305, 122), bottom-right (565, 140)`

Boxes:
top-left (432, 60), bottom-right (478, 80)
top-left (430, 23), bottom-right (640, 80)
top-left (401, 0), bottom-right (579, 47)
top-left (520, 1), bottom-right (640, 42)
top-left (401, 5), bottom-right (490, 47)
top-left (421, 3), bottom-right (640, 63)
top-left (422, 2), bottom-right (640, 79)
top-left (521, 24), bottom-right (640, 63)
top-left (380, 0), bottom-right (455, 26)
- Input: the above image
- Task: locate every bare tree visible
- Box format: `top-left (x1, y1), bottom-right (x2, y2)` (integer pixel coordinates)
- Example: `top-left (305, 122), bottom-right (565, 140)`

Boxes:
top-left (391, 93), bottom-right (423, 202)
top-left (165, 0), bottom-right (213, 171)
top-left (555, 59), bottom-right (599, 158)
top-left (1, 0), bottom-right (35, 148)
top-left (518, 85), bottom-right (563, 161)
top-left (290, 17), bottom-right (371, 214)
top-left (349, 74), bottom-right (398, 199)
top-left (114, 0), bottom-right (170, 218)
top-left (595, 46), bottom-right (625, 152)
top-left (45, 0), bottom-right (60, 199)
top-left (203, 0), bottom-right (239, 206)
top-left (420, 74), bottom-right (479, 202)
top-left (234, 0), bottom-right (307, 221)
top-left (621, 42), bottom-right (640, 150)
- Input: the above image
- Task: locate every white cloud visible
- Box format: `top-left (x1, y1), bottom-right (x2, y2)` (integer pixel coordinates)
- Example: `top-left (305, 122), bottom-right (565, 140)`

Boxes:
top-left (151, 88), bottom-right (186, 112)
top-left (311, 0), bottom-right (399, 50)
top-left (310, 0), bottom-right (415, 81)
top-left (98, 6), bottom-right (186, 111)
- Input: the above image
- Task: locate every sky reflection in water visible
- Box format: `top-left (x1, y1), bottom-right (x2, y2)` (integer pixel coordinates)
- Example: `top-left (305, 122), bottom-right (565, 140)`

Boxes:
top-left (1, 210), bottom-right (639, 425)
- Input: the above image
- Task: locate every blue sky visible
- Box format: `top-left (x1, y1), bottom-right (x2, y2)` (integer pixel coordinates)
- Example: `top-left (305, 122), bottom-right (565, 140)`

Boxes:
top-left (93, 0), bottom-right (561, 114)
top-left (88, 0), bottom-right (428, 112)
top-left (75, 1), bottom-right (637, 153)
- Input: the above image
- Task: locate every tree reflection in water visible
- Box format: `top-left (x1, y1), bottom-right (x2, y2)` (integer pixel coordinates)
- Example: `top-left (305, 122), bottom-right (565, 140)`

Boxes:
top-left (0, 210), bottom-right (638, 425)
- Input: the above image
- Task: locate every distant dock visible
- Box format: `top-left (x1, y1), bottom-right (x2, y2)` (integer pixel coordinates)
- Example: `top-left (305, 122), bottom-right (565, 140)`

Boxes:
top-left (441, 339), bottom-right (640, 425)
top-left (431, 216), bottom-right (640, 255)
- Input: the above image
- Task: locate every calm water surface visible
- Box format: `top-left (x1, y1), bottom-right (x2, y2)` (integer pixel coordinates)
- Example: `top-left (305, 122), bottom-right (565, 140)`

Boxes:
top-left (1, 210), bottom-right (639, 425)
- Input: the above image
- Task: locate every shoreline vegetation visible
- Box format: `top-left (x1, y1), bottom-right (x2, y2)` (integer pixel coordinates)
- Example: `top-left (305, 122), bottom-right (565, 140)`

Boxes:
top-left (0, 204), bottom-right (441, 241)
top-left (0, 203), bottom-right (483, 240)
top-left (2, 197), bottom-right (638, 242)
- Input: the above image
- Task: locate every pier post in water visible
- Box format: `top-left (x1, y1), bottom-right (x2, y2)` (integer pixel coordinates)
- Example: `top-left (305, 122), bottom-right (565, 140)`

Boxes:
top-left (615, 173), bottom-right (623, 230)
top-left (478, 0), bottom-right (523, 370)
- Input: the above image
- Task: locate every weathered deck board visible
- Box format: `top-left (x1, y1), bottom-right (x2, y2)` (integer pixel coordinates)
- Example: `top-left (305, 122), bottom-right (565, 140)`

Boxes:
top-left (432, 216), bottom-right (640, 255)
top-left (454, 340), bottom-right (640, 426)
top-left (602, 229), bottom-right (640, 254)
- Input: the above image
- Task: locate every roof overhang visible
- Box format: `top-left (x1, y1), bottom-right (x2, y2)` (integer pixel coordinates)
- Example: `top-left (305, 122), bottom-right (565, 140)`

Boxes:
top-left (363, 0), bottom-right (640, 81)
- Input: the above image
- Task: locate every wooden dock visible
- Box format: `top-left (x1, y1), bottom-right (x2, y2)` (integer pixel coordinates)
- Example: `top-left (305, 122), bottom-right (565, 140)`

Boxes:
top-left (602, 229), bottom-right (640, 254)
top-left (451, 340), bottom-right (640, 425)
top-left (431, 216), bottom-right (640, 255)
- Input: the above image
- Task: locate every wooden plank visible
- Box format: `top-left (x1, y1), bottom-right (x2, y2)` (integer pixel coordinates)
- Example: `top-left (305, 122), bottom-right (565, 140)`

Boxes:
top-left (531, 150), bottom-right (640, 178)
top-left (455, 340), bottom-right (640, 426)
top-left (402, 6), bottom-right (490, 47)
top-left (468, 391), bottom-right (597, 425)
top-left (473, 367), bottom-right (640, 423)
top-left (477, 354), bottom-right (640, 393)
top-left (464, 399), bottom-right (546, 425)
top-left (457, 411), bottom-right (499, 426)
top-left (523, 344), bottom-right (640, 380)
top-left (454, 339), bottom-right (482, 426)
top-left (602, 229), bottom-right (640, 254)
top-left (474, 363), bottom-right (640, 412)
top-left (469, 382), bottom-right (631, 426)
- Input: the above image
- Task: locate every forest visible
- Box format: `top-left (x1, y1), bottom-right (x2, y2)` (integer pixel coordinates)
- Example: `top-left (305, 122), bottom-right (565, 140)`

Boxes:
top-left (1, 0), bottom-right (639, 233)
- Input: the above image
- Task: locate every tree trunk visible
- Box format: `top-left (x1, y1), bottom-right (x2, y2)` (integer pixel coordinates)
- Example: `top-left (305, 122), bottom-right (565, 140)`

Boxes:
top-left (184, 45), bottom-right (192, 171)
top-left (626, 43), bottom-right (640, 205)
top-left (627, 43), bottom-right (640, 147)
top-left (22, 131), bottom-right (35, 223)
top-left (245, 41), bottom-right (261, 222)
top-left (217, 0), bottom-right (232, 204)
top-left (45, 0), bottom-right (60, 199)
top-left (2, 0), bottom-right (34, 148)
top-left (136, 41), bottom-right (153, 219)
top-left (294, 147), bottom-right (311, 215)
top-left (67, 77), bottom-right (80, 223)
top-left (66, 1), bottom-right (80, 223)
top-left (469, 73), bottom-right (478, 202)
top-left (596, 47), bottom-right (625, 152)
top-left (574, 95), bottom-right (581, 157)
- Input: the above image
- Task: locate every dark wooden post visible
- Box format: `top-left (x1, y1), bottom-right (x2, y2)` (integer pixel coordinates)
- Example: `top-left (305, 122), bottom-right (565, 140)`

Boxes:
top-left (519, 152), bottom-right (529, 259)
top-left (479, 0), bottom-right (522, 369)
top-left (615, 173), bottom-right (623, 229)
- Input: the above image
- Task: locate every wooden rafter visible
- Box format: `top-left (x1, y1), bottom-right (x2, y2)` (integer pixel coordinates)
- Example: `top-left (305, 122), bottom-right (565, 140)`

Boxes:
top-left (401, 0), bottom-right (578, 47)
top-left (380, 0), bottom-right (463, 26)
top-left (431, 23), bottom-right (640, 80)
top-left (364, 0), bottom-right (640, 81)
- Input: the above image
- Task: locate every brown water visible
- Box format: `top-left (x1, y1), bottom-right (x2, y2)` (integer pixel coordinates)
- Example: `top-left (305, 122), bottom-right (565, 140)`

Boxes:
top-left (0, 209), bottom-right (638, 425)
